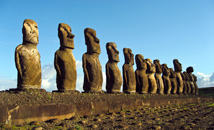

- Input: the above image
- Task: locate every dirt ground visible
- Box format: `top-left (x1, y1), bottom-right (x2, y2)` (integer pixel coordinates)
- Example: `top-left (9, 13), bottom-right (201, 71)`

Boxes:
top-left (0, 88), bottom-right (213, 130)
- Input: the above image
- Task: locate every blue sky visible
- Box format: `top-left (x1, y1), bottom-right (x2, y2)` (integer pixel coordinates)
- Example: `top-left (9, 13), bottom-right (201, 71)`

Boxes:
top-left (0, 0), bottom-right (214, 91)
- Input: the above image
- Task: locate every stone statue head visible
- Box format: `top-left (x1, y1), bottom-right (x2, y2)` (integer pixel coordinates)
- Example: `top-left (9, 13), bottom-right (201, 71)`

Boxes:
top-left (106, 42), bottom-right (119, 62)
top-left (173, 59), bottom-right (182, 72)
top-left (169, 68), bottom-right (176, 78)
top-left (186, 66), bottom-right (194, 73)
top-left (84, 28), bottom-right (100, 54)
top-left (181, 72), bottom-right (186, 80)
top-left (162, 64), bottom-right (170, 76)
top-left (146, 58), bottom-right (156, 73)
top-left (183, 71), bottom-right (189, 80)
top-left (154, 59), bottom-right (162, 73)
top-left (135, 54), bottom-right (147, 70)
top-left (193, 74), bottom-right (197, 82)
top-left (123, 48), bottom-right (134, 65)
top-left (22, 19), bottom-right (39, 45)
top-left (58, 23), bottom-right (75, 49)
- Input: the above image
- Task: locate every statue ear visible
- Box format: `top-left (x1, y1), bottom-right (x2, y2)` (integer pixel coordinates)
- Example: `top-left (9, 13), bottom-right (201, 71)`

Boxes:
top-left (108, 45), bottom-right (112, 50)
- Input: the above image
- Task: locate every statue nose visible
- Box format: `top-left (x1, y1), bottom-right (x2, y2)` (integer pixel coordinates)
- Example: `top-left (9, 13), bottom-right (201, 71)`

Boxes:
top-left (95, 37), bottom-right (100, 43)
top-left (68, 33), bottom-right (75, 38)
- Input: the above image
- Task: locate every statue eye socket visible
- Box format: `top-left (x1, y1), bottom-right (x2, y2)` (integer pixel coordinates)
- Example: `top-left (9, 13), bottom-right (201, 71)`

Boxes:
top-left (35, 26), bottom-right (38, 29)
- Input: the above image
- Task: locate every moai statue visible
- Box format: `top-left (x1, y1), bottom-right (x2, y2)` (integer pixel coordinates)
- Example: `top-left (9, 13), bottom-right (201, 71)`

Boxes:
top-left (184, 71), bottom-right (191, 94)
top-left (106, 42), bottom-right (122, 93)
top-left (123, 48), bottom-right (136, 93)
top-left (15, 19), bottom-right (42, 90)
top-left (173, 59), bottom-right (183, 94)
top-left (187, 67), bottom-right (195, 94)
top-left (162, 64), bottom-right (171, 94)
top-left (82, 28), bottom-right (103, 93)
top-left (169, 68), bottom-right (177, 94)
top-left (153, 59), bottom-right (164, 94)
top-left (181, 72), bottom-right (188, 95)
top-left (193, 74), bottom-right (199, 95)
top-left (135, 54), bottom-right (149, 94)
top-left (54, 23), bottom-right (78, 93)
top-left (146, 59), bottom-right (157, 94)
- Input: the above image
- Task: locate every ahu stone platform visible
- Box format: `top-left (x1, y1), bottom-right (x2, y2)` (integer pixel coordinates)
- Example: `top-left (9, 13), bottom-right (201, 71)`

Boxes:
top-left (0, 92), bottom-right (213, 125)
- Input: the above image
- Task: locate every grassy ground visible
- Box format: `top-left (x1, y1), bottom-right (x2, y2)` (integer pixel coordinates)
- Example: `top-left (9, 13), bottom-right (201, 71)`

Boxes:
top-left (199, 87), bottom-right (214, 97)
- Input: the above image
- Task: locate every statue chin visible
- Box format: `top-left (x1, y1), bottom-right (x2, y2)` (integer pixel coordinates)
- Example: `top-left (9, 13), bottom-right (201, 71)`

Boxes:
top-left (25, 37), bottom-right (38, 45)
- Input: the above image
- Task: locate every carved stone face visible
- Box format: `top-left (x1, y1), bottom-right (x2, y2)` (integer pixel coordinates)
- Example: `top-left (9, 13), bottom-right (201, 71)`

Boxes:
top-left (146, 58), bottom-right (156, 73)
top-left (162, 64), bottom-right (170, 76)
top-left (58, 23), bottom-right (75, 49)
top-left (123, 48), bottom-right (134, 65)
top-left (184, 71), bottom-right (190, 81)
top-left (181, 72), bottom-right (186, 80)
top-left (22, 19), bottom-right (39, 45)
top-left (169, 68), bottom-right (176, 78)
top-left (154, 59), bottom-right (162, 73)
top-left (173, 59), bottom-right (182, 72)
top-left (135, 54), bottom-right (147, 69)
top-left (84, 28), bottom-right (100, 54)
top-left (106, 42), bottom-right (119, 62)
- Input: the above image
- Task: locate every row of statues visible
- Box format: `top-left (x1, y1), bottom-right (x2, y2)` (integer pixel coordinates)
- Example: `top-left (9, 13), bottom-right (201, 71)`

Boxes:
top-left (14, 19), bottom-right (198, 95)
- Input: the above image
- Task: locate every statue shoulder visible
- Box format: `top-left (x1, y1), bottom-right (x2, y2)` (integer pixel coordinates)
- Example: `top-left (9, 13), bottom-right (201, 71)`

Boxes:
top-left (15, 44), bottom-right (24, 52)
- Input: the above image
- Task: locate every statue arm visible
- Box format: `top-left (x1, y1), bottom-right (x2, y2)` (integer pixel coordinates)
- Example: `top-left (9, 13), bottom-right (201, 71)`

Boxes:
top-left (54, 53), bottom-right (61, 76)
top-left (82, 54), bottom-right (90, 82)
top-left (135, 71), bottom-right (140, 87)
top-left (123, 65), bottom-right (127, 85)
top-left (106, 64), bottom-right (110, 82)
top-left (15, 48), bottom-right (22, 78)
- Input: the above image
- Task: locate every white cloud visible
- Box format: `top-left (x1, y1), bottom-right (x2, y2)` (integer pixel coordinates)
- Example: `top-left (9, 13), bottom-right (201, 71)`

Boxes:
top-left (41, 64), bottom-right (56, 91)
top-left (102, 71), bottom-right (106, 91)
top-left (41, 61), bottom-right (84, 92)
top-left (196, 72), bottom-right (214, 88)
top-left (76, 61), bottom-right (82, 69)
top-left (76, 73), bottom-right (84, 92)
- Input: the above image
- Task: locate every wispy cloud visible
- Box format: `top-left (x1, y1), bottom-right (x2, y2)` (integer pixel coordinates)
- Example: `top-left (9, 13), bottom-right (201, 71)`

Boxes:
top-left (196, 72), bottom-right (214, 88)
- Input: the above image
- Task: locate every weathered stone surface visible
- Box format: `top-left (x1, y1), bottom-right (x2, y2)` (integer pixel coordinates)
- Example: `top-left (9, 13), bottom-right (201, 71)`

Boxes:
top-left (0, 96), bottom-right (214, 125)
top-left (169, 68), bottom-right (177, 94)
top-left (193, 74), bottom-right (199, 95)
top-left (54, 23), bottom-right (77, 91)
top-left (123, 48), bottom-right (136, 93)
top-left (187, 67), bottom-right (195, 95)
top-left (173, 59), bottom-right (183, 94)
top-left (154, 59), bottom-right (164, 94)
top-left (146, 59), bottom-right (157, 94)
top-left (106, 42), bottom-right (122, 93)
top-left (82, 28), bottom-right (103, 92)
top-left (184, 71), bottom-right (191, 94)
top-left (181, 72), bottom-right (188, 95)
top-left (162, 64), bottom-right (171, 94)
top-left (15, 19), bottom-right (41, 90)
top-left (135, 54), bottom-right (149, 94)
